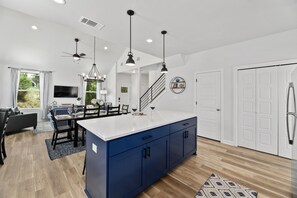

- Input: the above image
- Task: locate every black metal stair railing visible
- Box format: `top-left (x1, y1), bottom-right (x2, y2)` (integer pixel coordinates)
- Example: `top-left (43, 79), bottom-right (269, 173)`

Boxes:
top-left (139, 74), bottom-right (166, 112)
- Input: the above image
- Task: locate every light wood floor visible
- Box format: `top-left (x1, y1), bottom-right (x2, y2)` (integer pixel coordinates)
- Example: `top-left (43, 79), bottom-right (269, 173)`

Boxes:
top-left (0, 131), bottom-right (293, 198)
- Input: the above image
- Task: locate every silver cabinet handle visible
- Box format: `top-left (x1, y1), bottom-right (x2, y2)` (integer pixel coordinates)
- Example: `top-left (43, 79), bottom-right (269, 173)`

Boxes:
top-left (286, 82), bottom-right (297, 145)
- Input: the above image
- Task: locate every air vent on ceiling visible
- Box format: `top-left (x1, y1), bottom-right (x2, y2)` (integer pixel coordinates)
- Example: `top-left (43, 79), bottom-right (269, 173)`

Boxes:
top-left (79, 16), bottom-right (105, 30)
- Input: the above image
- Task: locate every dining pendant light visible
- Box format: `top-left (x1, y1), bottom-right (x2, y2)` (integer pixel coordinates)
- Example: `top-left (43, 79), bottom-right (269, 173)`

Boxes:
top-left (161, 30), bottom-right (168, 73)
top-left (126, 10), bottom-right (135, 66)
top-left (83, 36), bottom-right (106, 82)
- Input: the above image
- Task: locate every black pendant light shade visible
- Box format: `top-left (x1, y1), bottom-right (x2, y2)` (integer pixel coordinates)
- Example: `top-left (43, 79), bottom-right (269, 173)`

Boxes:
top-left (126, 52), bottom-right (135, 66)
top-left (161, 30), bottom-right (168, 73)
top-left (126, 10), bottom-right (135, 66)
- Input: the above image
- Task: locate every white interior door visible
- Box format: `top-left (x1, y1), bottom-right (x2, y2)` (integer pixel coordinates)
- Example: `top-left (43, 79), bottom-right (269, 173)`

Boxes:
top-left (117, 84), bottom-right (130, 108)
top-left (255, 67), bottom-right (278, 155)
top-left (196, 71), bottom-right (221, 141)
top-left (238, 70), bottom-right (256, 150)
top-left (278, 65), bottom-right (297, 158)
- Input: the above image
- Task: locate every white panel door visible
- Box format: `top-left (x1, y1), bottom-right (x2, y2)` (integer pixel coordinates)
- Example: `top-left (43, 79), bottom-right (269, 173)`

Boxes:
top-left (238, 70), bottom-right (256, 150)
top-left (196, 71), bottom-right (221, 141)
top-left (118, 84), bottom-right (130, 107)
top-left (256, 67), bottom-right (278, 155)
top-left (278, 65), bottom-right (297, 158)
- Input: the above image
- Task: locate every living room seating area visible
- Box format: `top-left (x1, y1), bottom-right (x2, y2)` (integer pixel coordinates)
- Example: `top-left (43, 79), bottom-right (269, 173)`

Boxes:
top-left (0, 108), bottom-right (37, 135)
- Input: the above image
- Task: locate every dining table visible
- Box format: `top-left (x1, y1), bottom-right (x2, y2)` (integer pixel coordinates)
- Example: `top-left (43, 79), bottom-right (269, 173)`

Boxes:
top-left (54, 110), bottom-right (124, 147)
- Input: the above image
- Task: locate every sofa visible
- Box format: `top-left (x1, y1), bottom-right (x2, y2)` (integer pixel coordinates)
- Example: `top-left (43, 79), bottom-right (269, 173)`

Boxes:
top-left (0, 108), bottom-right (37, 135)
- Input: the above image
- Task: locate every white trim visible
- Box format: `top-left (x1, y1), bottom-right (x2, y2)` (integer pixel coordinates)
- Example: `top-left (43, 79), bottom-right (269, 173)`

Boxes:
top-left (221, 140), bottom-right (235, 146)
top-left (233, 58), bottom-right (297, 147)
top-left (194, 69), bottom-right (224, 143)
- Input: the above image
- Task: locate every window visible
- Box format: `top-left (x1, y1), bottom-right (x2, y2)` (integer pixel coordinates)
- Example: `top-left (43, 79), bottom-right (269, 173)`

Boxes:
top-left (85, 81), bottom-right (97, 105)
top-left (17, 72), bottom-right (40, 108)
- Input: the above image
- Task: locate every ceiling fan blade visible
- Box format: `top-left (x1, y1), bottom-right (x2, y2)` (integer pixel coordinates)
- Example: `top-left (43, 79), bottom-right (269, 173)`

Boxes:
top-left (62, 51), bottom-right (73, 55)
top-left (81, 57), bottom-right (92, 59)
top-left (80, 53), bottom-right (86, 57)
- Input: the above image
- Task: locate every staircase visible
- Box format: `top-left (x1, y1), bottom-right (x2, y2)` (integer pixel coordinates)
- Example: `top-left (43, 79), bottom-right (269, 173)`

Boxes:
top-left (139, 74), bottom-right (166, 112)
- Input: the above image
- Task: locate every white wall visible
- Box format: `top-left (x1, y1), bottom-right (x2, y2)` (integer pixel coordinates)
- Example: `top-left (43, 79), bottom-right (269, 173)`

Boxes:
top-left (117, 48), bottom-right (161, 73)
top-left (140, 74), bottom-right (149, 96)
top-left (105, 64), bottom-right (117, 105)
top-left (154, 29), bottom-right (297, 144)
top-left (0, 6), bottom-right (120, 119)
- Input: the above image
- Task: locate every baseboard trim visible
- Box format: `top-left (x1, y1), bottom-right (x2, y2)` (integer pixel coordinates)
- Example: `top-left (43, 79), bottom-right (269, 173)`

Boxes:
top-left (221, 139), bottom-right (235, 146)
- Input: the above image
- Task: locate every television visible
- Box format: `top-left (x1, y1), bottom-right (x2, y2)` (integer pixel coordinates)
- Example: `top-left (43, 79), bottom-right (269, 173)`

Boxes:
top-left (54, 85), bottom-right (78, 98)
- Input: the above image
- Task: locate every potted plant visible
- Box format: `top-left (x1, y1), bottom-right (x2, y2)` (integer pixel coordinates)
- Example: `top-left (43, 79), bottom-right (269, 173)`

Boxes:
top-left (76, 97), bottom-right (82, 105)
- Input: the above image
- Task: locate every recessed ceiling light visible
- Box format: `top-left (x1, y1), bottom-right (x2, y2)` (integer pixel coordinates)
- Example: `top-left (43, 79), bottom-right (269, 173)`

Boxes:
top-left (31, 25), bottom-right (38, 30)
top-left (146, 38), bottom-right (153, 43)
top-left (104, 46), bottom-right (108, 50)
top-left (53, 0), bottom-right (66, 5)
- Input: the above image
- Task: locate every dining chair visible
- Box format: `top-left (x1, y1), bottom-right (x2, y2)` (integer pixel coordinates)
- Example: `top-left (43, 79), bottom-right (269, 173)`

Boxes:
top-left (80, 105), bottom-right (104, 146)
top-left (83, 105), bottom-right (101, 118)
top-left (82, 154), bottom-right (86, 175)
top-left (121, 104), bottom-right (129, 114)
top-left (107, 105), bottom-right (121, 116)
top-left (0, 109), bottom-right (9, 165)
top-left (49, 110), bottom-right (74, 150)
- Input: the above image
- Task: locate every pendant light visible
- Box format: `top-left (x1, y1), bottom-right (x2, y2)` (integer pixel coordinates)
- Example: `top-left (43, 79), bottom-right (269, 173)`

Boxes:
top-left (161, 30), bottom-right (168, 73)
top-left (83, 36), bottom-right (106, 82)
top-left (126, 10), bottom-right (135, 66)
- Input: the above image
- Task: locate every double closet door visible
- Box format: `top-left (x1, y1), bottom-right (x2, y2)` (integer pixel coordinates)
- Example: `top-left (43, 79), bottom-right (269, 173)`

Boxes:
top-left (238, 65), bottom-right (297, 157)
top-left (238, 67), bottom-right (278, 155)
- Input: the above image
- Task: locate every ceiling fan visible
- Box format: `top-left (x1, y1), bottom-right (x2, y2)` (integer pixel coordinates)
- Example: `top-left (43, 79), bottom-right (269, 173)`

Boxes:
top-left (61, 38), bottom-right (88, 61)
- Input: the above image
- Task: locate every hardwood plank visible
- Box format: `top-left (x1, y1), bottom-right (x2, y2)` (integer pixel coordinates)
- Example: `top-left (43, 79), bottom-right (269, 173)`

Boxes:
top-left (0, 132), bottom-right (293, 198)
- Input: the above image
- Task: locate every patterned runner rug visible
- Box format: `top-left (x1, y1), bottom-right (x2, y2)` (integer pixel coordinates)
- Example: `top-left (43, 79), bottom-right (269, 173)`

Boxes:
top-left (45, 138), bottom-right (85, 160)
top-left (195, 174), bottom-right (258, 198)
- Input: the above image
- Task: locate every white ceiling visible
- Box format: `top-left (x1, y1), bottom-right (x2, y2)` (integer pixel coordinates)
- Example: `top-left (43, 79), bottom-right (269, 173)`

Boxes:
top-left (1, 0), bottom-right (297, 61)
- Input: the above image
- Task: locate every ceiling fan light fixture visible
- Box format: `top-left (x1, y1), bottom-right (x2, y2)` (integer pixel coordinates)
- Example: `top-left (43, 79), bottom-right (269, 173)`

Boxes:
top-left (73, 54), bottom-right (80, 61)
top-left (53, 0), bottom-right (66, 5)
top-left (126, 9), bottom-right (135, 66)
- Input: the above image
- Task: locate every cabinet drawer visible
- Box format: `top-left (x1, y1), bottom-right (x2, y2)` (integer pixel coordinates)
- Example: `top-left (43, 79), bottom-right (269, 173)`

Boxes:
top-left (109, 125), bottom-right (169, 157)
top-left (170, 117), bottom-right (197, 134)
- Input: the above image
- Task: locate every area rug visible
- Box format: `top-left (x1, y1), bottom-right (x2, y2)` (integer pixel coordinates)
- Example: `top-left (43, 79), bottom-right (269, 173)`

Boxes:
top-left (195, 174), bottom-right (258, 198)
top-left (45, 138), bottom-right (85, 160)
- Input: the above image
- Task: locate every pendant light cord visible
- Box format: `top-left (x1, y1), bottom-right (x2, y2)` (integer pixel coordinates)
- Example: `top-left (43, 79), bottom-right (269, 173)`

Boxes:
top-left (129, 14), bottom-right (132, 54)
top-left (93, 36), bottom-right (96, 64)
top-left (163, 33), bottom-right (165, 63)
top-left (76, 41), bottom-right (78, 54)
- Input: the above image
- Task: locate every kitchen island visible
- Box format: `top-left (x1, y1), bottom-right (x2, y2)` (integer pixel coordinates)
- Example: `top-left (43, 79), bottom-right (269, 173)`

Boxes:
top-left (78, 110), bottom-right (197, 198)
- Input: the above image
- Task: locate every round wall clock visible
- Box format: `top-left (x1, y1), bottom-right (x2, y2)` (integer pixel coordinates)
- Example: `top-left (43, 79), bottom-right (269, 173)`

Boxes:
top-left (169, 77), bottom-right (186, 94)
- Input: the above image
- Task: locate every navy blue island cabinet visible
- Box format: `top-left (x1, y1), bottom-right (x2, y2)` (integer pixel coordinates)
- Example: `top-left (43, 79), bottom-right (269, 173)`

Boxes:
top-left (84, 117), bottom-right (197, 198)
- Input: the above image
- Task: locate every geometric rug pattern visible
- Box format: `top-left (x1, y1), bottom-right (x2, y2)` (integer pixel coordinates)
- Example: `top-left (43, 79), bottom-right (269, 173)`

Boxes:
top-left (195, 174), bottom-right (258, 198)
top-left (45, 138), bottom-right (85, 160)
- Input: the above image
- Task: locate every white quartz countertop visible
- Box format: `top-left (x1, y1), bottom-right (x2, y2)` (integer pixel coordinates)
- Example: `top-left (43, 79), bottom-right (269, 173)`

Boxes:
top-left (77, 110), bottom-right (197, 141)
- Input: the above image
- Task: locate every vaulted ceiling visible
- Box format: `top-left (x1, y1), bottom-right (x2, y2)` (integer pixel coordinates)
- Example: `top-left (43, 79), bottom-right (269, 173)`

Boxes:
top-left (0, 0), bottom-right (297, 70)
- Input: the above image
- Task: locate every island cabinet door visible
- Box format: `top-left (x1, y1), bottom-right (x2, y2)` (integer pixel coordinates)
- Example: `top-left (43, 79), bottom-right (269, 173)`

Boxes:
top-left (145, 136), bottom-right (169, 186)
top-left (183, 125), bottom-right (197, 158)
top-left (109, 145), bottom-right (145, 198)
top-left (169, 130), bottom-right (184, 169)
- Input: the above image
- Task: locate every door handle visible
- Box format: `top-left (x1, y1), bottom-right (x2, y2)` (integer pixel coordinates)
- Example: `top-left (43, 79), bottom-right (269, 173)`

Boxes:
top-left (286, 82), bottom-right (297, 145)
top-left (147, 147), bottom-right (150, 157)
top-left (142, 135), bottom-right (152, 141)
top-left (143, 148), bottom-right (147, 159)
